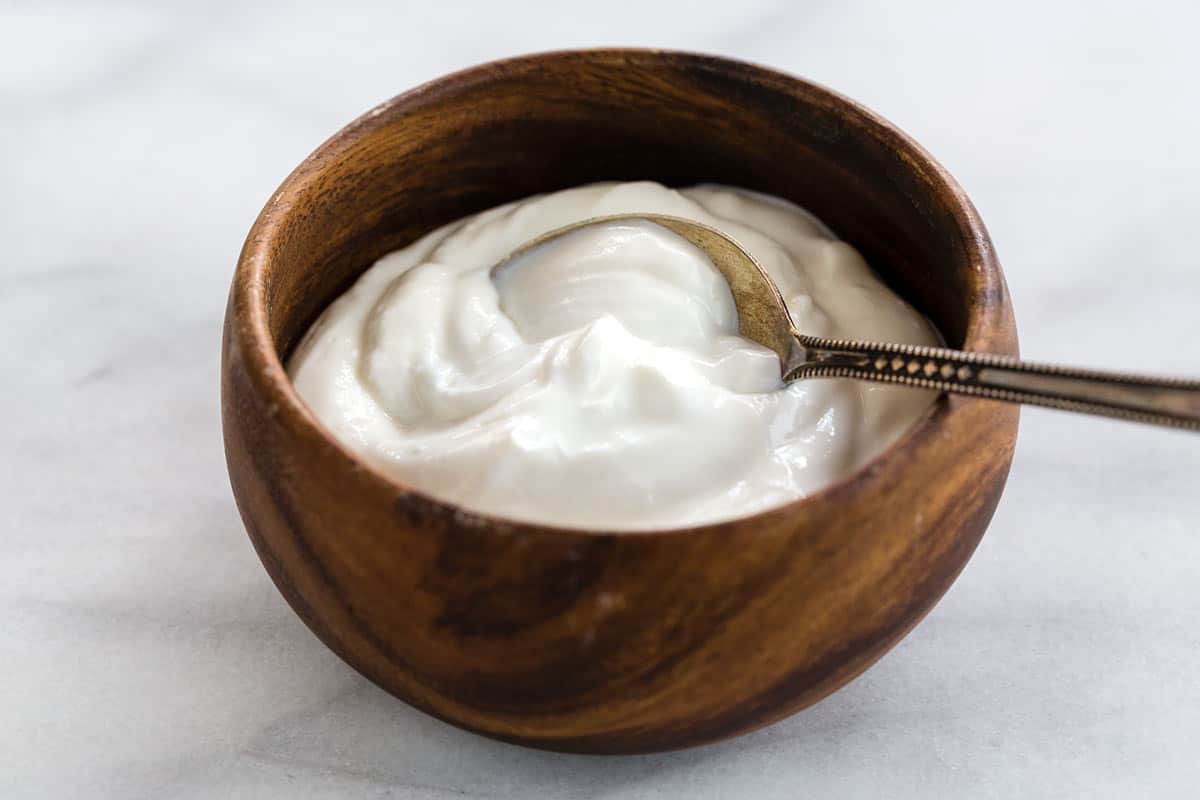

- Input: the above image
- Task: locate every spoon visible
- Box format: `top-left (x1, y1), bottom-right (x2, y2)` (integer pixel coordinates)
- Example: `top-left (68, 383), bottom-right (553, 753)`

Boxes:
top-left (493, 214), bottom-right (1200, 430)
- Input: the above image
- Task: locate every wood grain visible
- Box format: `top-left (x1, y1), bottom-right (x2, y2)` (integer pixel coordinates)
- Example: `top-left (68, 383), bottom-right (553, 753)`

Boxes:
top-left (221, 49), bottom-right (1020, 753)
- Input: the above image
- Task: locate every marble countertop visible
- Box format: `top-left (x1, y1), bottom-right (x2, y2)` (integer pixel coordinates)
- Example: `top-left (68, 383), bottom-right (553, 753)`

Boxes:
top-left (4, 1), bottom-right (1199, 797)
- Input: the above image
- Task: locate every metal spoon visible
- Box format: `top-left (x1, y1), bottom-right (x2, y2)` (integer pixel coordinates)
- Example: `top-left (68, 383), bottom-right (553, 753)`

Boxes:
top-left (493, 214), bottom-right (1200, 430)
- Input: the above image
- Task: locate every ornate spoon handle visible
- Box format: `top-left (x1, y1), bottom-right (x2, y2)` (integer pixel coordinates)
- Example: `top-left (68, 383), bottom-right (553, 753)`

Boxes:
top-left (788, 335), bottom-right (1200, 431)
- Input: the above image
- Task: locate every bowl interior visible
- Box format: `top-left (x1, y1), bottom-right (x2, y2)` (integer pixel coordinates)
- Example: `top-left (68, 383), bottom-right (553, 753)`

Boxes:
top-left (253, 51), bottom-right (1000, 369)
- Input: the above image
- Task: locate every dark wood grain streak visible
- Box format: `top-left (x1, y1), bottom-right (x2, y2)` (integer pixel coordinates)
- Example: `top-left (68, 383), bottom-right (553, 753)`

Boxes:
top-left (221, 49), bottom-right (1020, 753)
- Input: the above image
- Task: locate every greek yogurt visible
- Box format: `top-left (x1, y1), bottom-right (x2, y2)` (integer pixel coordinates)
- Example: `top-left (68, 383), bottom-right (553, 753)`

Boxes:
top-left (289, 182), bottom-right (939, 529)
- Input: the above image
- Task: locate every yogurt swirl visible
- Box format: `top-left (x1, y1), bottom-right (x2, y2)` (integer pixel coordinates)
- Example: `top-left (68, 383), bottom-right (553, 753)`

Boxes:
top-left (289, 182), bottom-right (939, 529)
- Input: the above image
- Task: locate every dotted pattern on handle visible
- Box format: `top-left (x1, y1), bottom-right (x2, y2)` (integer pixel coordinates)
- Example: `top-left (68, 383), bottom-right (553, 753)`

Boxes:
top-left (788, 336), bottom-right (1200, 431)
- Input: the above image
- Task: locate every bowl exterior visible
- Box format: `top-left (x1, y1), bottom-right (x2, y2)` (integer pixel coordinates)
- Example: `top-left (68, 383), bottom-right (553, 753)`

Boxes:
top-left (222, 49), bottom-right (1019, 753)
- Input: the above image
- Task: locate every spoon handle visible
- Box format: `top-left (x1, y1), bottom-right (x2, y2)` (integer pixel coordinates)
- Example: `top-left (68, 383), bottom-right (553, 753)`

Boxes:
top-left (788, 336), bottom-right (1200, 430)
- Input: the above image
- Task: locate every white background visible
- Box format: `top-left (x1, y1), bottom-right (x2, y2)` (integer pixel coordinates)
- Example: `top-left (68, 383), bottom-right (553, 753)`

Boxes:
top-left (3, 1), bottom-right (1199, 797)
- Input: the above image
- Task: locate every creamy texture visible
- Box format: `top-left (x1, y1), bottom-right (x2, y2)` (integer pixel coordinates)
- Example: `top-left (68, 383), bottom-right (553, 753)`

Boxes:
top-left (289, 182), bottom-right (939, 529)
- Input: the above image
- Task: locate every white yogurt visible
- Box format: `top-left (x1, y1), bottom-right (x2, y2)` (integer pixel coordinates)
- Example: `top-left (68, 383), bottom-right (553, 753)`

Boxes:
top-left (289, 182), bottom-right (939, 529)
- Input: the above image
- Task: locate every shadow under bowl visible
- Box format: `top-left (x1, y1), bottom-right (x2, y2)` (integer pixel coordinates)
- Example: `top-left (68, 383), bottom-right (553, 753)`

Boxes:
top-left (222, 48), bottom-right (1019, 754)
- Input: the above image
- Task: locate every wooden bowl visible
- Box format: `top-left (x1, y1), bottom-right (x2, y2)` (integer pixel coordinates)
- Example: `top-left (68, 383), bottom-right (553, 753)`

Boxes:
top-left (222, 49), bottom-right (1019, 754)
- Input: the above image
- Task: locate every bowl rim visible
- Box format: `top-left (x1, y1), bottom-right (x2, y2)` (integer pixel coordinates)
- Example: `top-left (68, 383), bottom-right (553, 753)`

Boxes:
top-left (229, 47), bottom-right (1014, 537)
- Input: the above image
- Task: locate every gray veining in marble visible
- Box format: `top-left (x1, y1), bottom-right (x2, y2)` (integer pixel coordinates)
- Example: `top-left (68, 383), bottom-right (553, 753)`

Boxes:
top-left (3, 1), bottom-right (1199, 797)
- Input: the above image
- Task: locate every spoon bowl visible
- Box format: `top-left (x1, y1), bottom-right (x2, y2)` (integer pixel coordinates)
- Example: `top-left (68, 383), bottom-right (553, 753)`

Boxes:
top-left (490, 213), bottom-right (807, 375)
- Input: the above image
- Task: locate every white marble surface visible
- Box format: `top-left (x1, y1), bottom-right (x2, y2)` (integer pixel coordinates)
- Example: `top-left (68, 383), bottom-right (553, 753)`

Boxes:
top-left (4, 1), bottom-right (1199, 797)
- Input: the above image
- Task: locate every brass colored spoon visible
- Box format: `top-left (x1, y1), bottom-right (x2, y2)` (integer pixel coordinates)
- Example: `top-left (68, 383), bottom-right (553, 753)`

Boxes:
top-left (494, 214), bottom-right (1200, 430)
